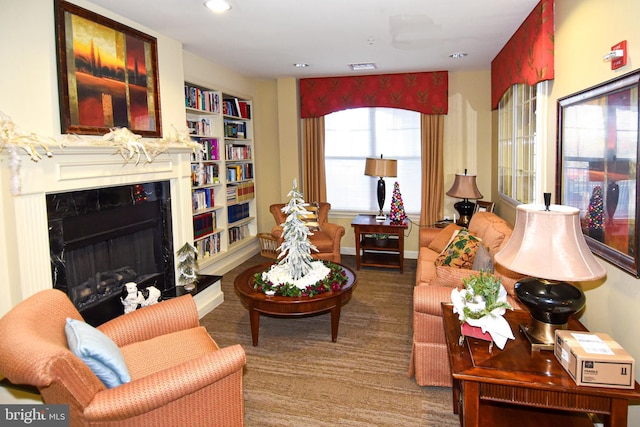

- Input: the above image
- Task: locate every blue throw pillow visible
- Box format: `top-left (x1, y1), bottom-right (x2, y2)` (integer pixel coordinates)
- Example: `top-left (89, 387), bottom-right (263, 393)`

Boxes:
top-left (65, 318), bottom-right (131, 388)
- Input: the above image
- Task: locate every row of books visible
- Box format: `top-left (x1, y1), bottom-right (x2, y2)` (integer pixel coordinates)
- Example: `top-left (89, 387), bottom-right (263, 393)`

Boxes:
top-left (224, 121), bottom-right (247, 139)
top-left (227, 181), bottom-right (254, 204)
top-left (191, 163), bottom-right (219, 187)
top-left (192, 188), bottom-right (215, 211)
top-left (227, 202), bottom-right (250, 224)
top-left (228, 224), bottom-right (250, 245)
top-left (226, 164), bottom-right (253, 182)
top-left (191, 138), bottom-right (219, 161)
top-left (195, 232), bottom-right (222, 259)
top-left (185, 84), bottom-right (220, 113)
top-left (223, 98), bottom-right (251, 119)
top-left (226, 144), bottom-right (252, 160)
top-left (193, 211), bottom-right (217, 239)
top-left (187, 118), bottom-right (212, 136)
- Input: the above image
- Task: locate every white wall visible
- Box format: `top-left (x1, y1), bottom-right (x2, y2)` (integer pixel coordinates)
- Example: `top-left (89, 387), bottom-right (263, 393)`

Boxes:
top-left (550, 0), bottom-right (640, 423)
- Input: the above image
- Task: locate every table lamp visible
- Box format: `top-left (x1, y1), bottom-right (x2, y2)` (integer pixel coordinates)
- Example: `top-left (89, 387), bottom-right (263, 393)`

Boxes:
top-left (446, 170), bottom-right (482, 227)
top-left (364, 155), bottom-right (397, 221)
top-left (494, 195), bottom-right (606, 351)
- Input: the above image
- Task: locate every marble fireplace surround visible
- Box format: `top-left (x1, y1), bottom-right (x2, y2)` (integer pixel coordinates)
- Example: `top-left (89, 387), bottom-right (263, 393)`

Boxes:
top-left (11, 144), bottom-right (223, 318)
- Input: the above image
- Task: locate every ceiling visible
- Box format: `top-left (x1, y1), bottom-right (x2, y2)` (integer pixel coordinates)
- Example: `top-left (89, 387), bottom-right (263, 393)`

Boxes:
top-left (87, 0), bottom-right (539, 79)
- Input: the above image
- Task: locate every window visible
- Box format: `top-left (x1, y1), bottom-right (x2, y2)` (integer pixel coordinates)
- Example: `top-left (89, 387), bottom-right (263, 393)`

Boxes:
top-left (324, 107), bottom-right (421, 214)
top-left (497, 82), bottom-right (548, 204)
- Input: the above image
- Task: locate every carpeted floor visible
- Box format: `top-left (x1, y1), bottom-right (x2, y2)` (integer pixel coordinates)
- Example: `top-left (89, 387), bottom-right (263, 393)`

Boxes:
top-left (200, 254), bottom-right (459, 427)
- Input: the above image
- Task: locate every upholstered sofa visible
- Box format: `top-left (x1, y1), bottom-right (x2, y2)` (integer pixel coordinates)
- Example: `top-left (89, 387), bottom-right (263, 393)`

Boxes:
top-left (409, 211), bottom-right (524, 387)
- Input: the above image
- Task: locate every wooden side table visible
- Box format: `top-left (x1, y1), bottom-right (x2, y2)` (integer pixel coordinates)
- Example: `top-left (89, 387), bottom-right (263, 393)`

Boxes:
top-left (351, 214), bottom-right (408, 272)
top-left (442, 303), bottom-right (640, 427)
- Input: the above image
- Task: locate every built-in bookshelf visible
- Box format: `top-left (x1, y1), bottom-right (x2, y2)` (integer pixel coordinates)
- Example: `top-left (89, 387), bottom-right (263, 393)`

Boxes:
top-left (185, 82), bottom-right (257, 271)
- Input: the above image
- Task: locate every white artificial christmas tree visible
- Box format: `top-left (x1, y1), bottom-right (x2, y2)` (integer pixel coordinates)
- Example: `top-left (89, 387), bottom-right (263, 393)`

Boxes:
top-left (176, 242), bottom-right (199, 290)
top-left (277, 179), bottom-right (318, 280)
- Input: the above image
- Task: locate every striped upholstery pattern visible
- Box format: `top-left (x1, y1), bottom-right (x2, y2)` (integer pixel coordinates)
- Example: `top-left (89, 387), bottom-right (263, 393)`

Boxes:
top-left (0, 289), bottom-right (246, 426)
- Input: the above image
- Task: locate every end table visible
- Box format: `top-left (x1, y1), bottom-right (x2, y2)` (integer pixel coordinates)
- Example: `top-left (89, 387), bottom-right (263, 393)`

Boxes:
top-left (351, 214), bottom-right (408, 272)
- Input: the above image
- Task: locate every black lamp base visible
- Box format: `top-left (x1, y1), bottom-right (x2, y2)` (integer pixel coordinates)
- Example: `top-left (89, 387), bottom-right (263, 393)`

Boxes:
top-left (453, 199), bottom-right (476, 227)
top-left (376, 177), bottom-right (386, 222)
top-left (515, 277), bottom-right (586, 352)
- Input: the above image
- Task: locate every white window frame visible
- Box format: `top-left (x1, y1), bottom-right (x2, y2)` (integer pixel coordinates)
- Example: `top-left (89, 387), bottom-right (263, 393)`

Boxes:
top-left (498, 81), bottom-right (549, 205)
top-left (323, 107), bottom-right (421, 215)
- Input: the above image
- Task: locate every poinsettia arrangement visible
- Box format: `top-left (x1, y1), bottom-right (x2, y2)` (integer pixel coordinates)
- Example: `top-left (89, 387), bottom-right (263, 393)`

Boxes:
top-left (253, 261), bottom-right (347, 297)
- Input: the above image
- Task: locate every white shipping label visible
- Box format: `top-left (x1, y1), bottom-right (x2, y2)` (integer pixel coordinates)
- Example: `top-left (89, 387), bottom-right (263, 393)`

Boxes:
top-left (571, 333), bottom-right (615, 355)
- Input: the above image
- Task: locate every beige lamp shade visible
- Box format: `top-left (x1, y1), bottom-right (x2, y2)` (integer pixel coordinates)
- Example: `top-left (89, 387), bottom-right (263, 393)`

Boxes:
top-left (494, 204), bottom-right (606, 282)
top-left (446, 174), bottom-right (483, 200)
top-left (364, 157), bottom-right (397, 178)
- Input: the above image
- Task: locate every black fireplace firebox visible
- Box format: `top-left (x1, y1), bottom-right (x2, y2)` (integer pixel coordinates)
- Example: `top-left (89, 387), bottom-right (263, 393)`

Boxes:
top-left (47, 182), bottom-right (175, 326)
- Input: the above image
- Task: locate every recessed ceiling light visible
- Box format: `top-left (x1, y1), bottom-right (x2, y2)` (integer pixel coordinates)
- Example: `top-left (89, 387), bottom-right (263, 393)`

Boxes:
top-left (348, 62), bottom-right (377, 71)
top-left (449, 52), bottom-right (468, 59)
top-left (293, 63), bottom-right (309, 68)
top-left (204, 0), bottom-right (231, 13)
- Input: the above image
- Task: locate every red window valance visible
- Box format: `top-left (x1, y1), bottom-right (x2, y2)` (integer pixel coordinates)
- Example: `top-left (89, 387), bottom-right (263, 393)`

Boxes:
top-left (300, 71), bottom-right (448, 118)
top-left (491, 0), bottom-right (554, 109)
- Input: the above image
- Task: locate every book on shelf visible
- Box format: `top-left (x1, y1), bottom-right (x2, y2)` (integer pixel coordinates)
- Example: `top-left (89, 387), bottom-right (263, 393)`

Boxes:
top-left (187, 118), bottom-right (212, 136)
top-left (228, 223), bottom-right (250, 244)
top-left (195, 232), bottom-right (221, 259)
top-left (238, 101), bottom-right (251, 119)
top-left (225, 144), bottom-right (252, 160)
top-left (227, 202), bottom-right (250, 223)
top-left (193, 211), bottom-right (217, 239)
top-left (192, 188), bottom-right (215, 211)
top-left (191, 163), bottom-right (219, 186)
top-left (226, 181), bottom-right (254, 203)
top-left (185, 84), bottom-right (220, 113)
top-left (200, 138), bottom-right (219, 161)
top-left (224, 121), bottom-right (246, 138)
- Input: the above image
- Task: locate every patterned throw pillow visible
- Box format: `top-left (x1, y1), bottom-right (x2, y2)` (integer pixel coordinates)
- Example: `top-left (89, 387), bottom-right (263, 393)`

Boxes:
top-left (434, 228), bottom-right (482, 269)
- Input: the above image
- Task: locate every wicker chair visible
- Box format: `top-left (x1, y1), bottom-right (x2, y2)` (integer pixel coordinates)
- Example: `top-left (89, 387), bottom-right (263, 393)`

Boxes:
top-left (270, 202), bottom-right (345, 263)
top-left (0, 289), bottom-right (246, 427)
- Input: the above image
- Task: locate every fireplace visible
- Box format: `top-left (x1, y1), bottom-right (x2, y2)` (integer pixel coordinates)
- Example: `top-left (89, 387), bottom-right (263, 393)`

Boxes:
top-left (47, 182), bottom-right (175, 325)
top-left (5, 145), bottom-right (224, 323)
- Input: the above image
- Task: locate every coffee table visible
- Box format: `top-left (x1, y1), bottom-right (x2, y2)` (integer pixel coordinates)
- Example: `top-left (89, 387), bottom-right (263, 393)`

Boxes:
top-left (234, 262), bottom-right (357, 346)
top-left (442, 303), bottom-right (640, 427)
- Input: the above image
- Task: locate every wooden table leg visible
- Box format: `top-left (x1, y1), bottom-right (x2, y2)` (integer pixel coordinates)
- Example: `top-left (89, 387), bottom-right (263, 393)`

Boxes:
top-left (330, 303), bottom-right (341, 342)
top-left (605, 398), bottom-right (629, 427)
top-left (462, 381), bottom-right (480, 427)
top-left (452, 378), bottom-right (461, 415)
top-left (249, 308), bottom-right (260, 346)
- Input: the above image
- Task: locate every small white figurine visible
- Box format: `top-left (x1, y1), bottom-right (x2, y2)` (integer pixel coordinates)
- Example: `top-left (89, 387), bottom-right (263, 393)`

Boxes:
top-left (142, 286), bottom-right (161, 307)
top-left (121, 282), bottom-right (145, 314)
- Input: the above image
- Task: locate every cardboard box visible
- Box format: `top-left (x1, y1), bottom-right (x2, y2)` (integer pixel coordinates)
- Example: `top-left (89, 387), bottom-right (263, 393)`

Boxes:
top-left (554, 330), bottom-right (635, 389)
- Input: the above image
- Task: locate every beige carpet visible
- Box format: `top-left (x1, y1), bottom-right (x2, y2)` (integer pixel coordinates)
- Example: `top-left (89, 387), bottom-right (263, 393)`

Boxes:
top-left (200, 254), bottom-right (459, 427)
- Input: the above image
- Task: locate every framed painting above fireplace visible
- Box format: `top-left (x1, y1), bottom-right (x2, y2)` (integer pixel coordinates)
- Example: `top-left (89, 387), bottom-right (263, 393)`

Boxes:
top-left (54, 0), bottom-right (162, 137)
top-left (557, 69), bottom-right (640, 277)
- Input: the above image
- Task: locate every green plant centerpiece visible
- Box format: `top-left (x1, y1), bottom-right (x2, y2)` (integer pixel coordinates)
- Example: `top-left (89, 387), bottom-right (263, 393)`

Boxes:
top-left (253, 180), bottom-right (347, 297)
top-left (450, 271), bottom-right (515, 350)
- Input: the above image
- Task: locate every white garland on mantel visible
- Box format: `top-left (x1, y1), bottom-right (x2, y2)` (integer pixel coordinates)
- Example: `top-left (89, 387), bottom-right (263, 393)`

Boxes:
top-left (0, 111), bottom-right (202, 195)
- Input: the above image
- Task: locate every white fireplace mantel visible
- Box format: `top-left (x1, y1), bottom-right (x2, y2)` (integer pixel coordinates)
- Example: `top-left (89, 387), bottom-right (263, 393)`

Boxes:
top-left (8, 144), bottom-right (223, 317)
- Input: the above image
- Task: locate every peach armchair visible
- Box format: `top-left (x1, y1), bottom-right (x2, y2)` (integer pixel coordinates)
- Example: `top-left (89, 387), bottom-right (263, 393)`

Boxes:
top-left (270, 202), bottom-right (345, 263)
top-left (0, 289), bottom-right (246, 427)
